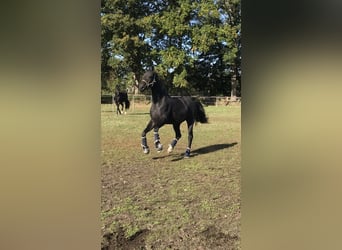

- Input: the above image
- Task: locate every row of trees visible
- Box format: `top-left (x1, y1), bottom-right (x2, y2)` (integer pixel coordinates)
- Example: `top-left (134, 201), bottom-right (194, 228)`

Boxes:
top-left (101, 0), bottom-right (241, 96)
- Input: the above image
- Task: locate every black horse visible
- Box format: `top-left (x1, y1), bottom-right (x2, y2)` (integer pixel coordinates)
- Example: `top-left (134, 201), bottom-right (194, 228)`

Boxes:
top-left (113, 89), bottom-right (130, 115)
top-left (139, 70), bottom-right (208, 158)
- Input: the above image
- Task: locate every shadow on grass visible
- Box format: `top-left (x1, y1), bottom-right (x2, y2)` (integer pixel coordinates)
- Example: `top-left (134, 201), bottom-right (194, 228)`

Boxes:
top-left (152, 142), bottom-right (238, 161)
top-left (191, 142), bottom-right (238, 154)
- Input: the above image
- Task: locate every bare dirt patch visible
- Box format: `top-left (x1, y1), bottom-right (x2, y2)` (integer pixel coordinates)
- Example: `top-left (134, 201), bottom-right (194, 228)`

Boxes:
top-left (102, 227), bottom-right (149, 250)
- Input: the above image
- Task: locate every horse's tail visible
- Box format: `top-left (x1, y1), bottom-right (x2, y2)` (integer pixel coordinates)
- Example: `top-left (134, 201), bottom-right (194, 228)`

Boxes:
top-left (195, 101), bottom-right (208, 123)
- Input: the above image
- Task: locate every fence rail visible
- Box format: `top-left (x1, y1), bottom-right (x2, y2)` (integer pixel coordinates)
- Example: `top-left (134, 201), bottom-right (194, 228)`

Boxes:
top-left (102, 94), bottom-right (240, 112)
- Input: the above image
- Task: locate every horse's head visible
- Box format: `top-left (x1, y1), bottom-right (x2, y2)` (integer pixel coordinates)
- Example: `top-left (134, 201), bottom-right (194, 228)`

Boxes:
top-left (139, 70), bottom-right (157, 92)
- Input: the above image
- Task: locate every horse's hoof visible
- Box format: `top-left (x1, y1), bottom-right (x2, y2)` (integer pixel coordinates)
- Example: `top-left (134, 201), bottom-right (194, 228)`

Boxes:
top-left (143, 147), bottom-right (150, 154)
top-left (154, 141), bottom-right (163, 152)
top-left (184, 149), bottom-right (191, 158)
top-left (167, 145), bottom-right (173, 153)
top-left (156, 144), bottom-right (163, 152)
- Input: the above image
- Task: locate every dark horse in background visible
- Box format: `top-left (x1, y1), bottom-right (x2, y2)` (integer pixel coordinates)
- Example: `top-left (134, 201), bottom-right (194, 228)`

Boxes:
top-left (139, 69), bottom-right (208, 158)
top-left (113, 88), bottom-right (130, 115)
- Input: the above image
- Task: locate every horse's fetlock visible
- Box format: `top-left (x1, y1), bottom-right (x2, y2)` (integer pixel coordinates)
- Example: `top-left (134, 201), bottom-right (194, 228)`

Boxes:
top-left (167, 144), bottom-right (173, 153)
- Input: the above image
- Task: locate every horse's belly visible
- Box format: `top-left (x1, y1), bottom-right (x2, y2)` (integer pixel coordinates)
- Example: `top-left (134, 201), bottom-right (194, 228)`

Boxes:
top-left (150, 107), bottom-right (188, 125)
top-left (151, 115), bottom-right (183, 125)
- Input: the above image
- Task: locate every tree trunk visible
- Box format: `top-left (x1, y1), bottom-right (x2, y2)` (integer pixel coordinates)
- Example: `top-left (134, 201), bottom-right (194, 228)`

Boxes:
top-left (133, 73), bottom-right (139, 94)
top-left (231, 73), bottom-right (237, 101)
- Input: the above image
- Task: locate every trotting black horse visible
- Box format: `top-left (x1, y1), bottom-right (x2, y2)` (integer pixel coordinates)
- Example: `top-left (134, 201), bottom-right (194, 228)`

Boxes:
top-left (138, 70), bottom-right (208, 158)
top-left (113, 89), bottom-right (130, 115)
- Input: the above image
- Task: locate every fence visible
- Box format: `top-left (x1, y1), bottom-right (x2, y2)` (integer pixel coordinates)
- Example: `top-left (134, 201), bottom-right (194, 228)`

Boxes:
top-left (103, 94), bottom-right (240, 112)
top-left (197, 96), bottom-right (241, 106)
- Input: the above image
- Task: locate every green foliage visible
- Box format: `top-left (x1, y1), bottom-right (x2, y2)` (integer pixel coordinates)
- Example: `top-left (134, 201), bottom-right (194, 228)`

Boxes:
top-left (101, 0), bottom-right (241, 96)
top-left (173, 68), bottom-right (188, 87)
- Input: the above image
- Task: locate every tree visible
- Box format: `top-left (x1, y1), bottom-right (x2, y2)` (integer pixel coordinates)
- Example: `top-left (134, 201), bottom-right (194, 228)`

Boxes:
top-left (101, 0), bottom-right (152, 93)
top-left (101, 0), bottom-right (241, 96)
top-left (218, 0), bottom-right (241, 98)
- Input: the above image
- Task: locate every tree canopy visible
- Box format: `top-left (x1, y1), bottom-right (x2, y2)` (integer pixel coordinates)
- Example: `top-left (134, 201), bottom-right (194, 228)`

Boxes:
top-left (101, 0), bottom-right (241, 96)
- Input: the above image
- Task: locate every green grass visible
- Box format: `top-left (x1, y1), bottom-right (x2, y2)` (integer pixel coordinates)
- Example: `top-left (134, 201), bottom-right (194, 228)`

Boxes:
top-left (101, 103), bottom-right (241, 249)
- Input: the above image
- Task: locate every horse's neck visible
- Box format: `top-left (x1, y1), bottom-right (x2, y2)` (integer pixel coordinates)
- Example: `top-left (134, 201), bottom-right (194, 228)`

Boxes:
top-left (151, 83), bottom-right (169, 103)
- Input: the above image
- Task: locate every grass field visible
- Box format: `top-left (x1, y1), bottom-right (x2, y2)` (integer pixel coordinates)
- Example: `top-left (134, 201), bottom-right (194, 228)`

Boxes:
top-left (101, 103), bottom-right (241, 249)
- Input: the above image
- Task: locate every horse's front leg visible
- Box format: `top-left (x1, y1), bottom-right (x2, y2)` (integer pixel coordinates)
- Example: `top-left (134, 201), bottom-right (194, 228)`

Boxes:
top-left (141, 120), bottom-right (153, 154)
top-left (116, 104), bottom-right (121, 115)
top-left (153, 127), bottom-right (163, 152)
top-left (121, 104), bottom-right (126, 115)
top-left (120, 104), bottom-right (124, 114)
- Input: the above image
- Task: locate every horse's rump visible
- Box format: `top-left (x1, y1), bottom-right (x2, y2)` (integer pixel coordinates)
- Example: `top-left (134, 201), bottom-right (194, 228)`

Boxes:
top-left (176, 96), bottom-right (208, 124)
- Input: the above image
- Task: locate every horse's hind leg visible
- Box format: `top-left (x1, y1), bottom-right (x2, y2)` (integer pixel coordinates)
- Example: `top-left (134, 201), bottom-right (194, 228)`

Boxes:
top-left (168, 123), bottom-right (181, 153)
top-left (153, 127), bottom-right (163, 152)
top-left (141, 120), bottom-right (153, 154)
top-left (184, 121), bottom-right (194, 158)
